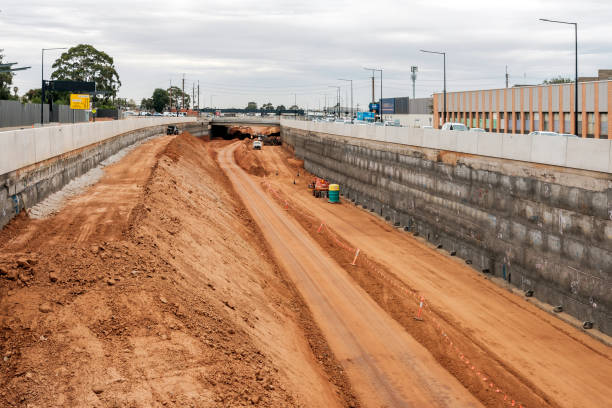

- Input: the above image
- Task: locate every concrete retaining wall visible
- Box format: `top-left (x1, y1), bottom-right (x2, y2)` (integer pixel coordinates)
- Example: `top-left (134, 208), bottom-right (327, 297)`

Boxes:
top-left (0, 118), bottom-right (197, 229)
top-left (282, 125), bottom-right (612, 335)
top-left (282, 119), bottom-right (612, 174)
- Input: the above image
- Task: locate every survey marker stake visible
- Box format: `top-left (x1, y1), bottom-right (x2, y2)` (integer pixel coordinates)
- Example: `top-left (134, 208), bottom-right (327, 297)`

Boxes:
top-left (414, 296), bottom-right (425, 321)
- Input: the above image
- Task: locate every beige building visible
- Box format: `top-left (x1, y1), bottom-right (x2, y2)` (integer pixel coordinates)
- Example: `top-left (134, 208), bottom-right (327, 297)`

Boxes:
top-left (433, 78), bottom-right (611, 139)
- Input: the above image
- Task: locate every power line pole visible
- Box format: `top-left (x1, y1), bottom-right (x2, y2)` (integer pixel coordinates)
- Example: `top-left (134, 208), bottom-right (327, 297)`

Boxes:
top-left (192, 82), bottom-right (195, 110)
top-left (169, 79), bottom-right (172, 110)
top-left (197, 80), bottom-right (200, 111)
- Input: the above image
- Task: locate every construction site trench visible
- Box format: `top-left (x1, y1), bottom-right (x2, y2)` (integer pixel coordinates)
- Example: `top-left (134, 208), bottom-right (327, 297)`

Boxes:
top-left (0, 131), bottom-right (610, 408)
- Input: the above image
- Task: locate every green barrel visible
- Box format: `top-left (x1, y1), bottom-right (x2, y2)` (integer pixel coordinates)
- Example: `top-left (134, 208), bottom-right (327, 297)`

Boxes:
top-left (328, 184), bottom-right (340, 203)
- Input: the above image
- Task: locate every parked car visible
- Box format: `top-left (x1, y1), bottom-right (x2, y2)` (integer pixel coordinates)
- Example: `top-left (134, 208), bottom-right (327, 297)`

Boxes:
top-left (253, 140), bottom-right (262, 150)
top-left (528, 131), bottom-right (559, 136)
top-left (384, 120), bottom-right (401, 127)
top-left (441, 122), bottom-right (468, 131)
top-left (559, 133), bottom-right (580, 138)
top-left (469, 127), bottom-right (486, 132)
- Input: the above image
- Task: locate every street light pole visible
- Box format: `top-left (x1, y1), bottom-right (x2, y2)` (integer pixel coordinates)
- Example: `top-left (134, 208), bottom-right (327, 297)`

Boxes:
top-left (41, 47), bottom-right (67, 125)
top-left (540, 18), bottom-right (578, 137)
top-left (420, 49), bottom-right (446, 126)
top-left (338, 79), bottom-right (353, 118)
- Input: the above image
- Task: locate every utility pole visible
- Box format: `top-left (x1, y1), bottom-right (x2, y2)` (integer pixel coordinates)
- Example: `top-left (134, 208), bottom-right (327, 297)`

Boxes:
top-left (339, 79), bottom-right (353, 118)
top-left (410, 66), bottom-right (418, 100)
top-left (181, 74), bottom-right (185, 111)
top-left (505, 65), bottom-right (509, 88)
top-left (364, 67), bottom-right (382, 119)
top-left (169, 80), bottom-right (172, 110)
top-left (364, 68), bottom-right (376, 103)
top-left (328, 86), bottom-right (340, 117)
top-left (192, 82), bottom-right (195, 110)
top-left (197, 80), bottom-right (200, 111)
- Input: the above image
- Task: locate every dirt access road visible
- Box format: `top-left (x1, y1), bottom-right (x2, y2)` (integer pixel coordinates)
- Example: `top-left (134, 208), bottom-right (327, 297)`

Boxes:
top-left (249, 143), bottom-right (612, 408)
top-left (218, 142), bottom-right (483, 407)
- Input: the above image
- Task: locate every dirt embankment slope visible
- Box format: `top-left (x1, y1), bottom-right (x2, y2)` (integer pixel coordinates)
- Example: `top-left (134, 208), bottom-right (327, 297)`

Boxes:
top-left (0, 134), bottom-right (354, 407)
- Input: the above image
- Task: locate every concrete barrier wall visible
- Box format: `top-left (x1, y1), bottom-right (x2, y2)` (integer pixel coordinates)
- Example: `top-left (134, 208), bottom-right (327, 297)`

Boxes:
top-left (281, 119), bottom-right (612, 174)
top-left (282, 125), bottom-right (612, 336)
top-left (0, 117), bottom-right (196, 176)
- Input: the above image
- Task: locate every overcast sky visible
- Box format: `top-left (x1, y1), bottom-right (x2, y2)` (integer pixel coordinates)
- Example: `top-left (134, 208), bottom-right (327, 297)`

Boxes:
top-left (1, 0), bottom-right (610, 109)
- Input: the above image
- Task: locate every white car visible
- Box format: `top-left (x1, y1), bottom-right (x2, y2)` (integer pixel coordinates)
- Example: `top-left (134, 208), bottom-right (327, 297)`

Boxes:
top-left (528, 131), bottom-right (559, 136)
top-left (441, 122), bottom-right (468, 131)
top-left (253, 140), bottom-right (262, 150)
top-left (469, 127), bottom-right (486, 132)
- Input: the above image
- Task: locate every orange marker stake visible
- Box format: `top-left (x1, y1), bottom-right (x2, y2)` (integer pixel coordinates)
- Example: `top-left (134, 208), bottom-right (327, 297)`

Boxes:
top-left (350, 248), bottom-right (360, 266)
top-left (414, 296), bottom-right (425, 321)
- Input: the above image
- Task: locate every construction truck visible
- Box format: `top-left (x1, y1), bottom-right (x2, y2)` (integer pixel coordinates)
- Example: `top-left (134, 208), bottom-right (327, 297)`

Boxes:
top-left (308, 177), bottom-right (329, 198)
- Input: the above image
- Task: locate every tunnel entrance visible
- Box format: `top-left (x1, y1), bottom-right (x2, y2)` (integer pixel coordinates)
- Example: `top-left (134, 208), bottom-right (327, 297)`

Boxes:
top-left (210, 124), bottom-right (280, 141)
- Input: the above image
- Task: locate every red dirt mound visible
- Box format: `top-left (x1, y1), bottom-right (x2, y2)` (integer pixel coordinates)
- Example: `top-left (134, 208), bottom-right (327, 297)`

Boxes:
top-left (0, 134), bottom-right (353, 407)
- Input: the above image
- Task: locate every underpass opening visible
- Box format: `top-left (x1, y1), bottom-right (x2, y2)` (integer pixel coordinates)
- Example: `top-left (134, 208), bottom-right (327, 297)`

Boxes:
top-left (210, 124), bottom-right (281, 141)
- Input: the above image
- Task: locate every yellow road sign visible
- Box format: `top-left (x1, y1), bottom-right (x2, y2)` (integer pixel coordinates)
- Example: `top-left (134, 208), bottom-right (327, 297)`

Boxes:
top-left (70, 94), bottom-right (90, 110)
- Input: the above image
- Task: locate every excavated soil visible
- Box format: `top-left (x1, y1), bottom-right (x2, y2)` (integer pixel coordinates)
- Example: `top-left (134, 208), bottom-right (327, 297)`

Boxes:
top-left (241, 144), bottom-right (612, 408)
top-left (234, 139), bottom-right (268, 177)
top-left (0, 133), bottom-right (356, 407)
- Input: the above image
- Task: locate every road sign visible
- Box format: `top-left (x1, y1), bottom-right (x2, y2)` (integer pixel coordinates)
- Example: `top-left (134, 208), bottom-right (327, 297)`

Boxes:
top-left (70, 94), bottom-right (90, 110)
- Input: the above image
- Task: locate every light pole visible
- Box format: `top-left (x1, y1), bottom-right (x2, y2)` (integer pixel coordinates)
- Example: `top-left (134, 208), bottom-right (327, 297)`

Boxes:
top-left (540, 18), bottom-right (578, 136)
top-left (41, 47), bottom-right (67, 125)
top-left (338, 78), bottom-right (353, 118)
top-left (420, 49), bottom-right (446, 126)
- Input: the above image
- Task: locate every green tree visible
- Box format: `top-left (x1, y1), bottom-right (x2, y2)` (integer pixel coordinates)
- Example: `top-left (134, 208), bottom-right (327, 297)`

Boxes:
top-left (151, 88), bottom-right (170, 112)
top-left (167, 86), bottom-right (190, 109)
top-left (22, 88), bottom-right (41, 103)
top-left (262, 102), bottom-right (274, 111)
top-left (246, 101), bottom-right (258, 111)
top-left (0, 50), bottom-right (15, 100)
top-left (51, 44), bottom-right (121, 101)
top-left (542, 76), bottom-right (572, 84)
top-left (276, 104), bottom-right (286, 111)
top-left (140, 98), bottom-right (154, 111)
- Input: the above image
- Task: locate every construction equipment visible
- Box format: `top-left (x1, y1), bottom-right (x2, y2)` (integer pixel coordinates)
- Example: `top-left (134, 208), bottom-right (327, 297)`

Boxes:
top-left (308, 177), bottom-right (329, 198)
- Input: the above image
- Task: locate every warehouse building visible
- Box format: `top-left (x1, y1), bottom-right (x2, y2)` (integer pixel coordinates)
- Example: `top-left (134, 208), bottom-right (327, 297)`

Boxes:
top-left (381, 97), bottom-right (433, 127)
top-left (432, 78), bottom-right (611, 138)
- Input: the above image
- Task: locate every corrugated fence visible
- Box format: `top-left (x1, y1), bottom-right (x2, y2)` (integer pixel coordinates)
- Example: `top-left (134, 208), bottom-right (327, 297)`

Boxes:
top-left (0, 100), bottom-right (88, 127)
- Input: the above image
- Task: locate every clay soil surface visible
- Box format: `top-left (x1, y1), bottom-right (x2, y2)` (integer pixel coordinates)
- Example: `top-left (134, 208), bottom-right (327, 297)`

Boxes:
top-left (0, 134), bottom-right (355, 407)
top-left (239, 143), bottom-right (612, 408)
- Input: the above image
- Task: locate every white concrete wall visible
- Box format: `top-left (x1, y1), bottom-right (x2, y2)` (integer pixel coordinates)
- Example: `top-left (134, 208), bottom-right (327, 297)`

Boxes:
top-left (281, 119), bottom-right (612, 174)
top-left (0, 117), bottom-right (196, 175)
top-left (384, 114), bottom-right (433, 128)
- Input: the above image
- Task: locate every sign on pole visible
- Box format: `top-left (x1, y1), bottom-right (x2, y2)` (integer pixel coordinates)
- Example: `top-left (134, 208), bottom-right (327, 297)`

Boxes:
top-left (70, 94), bottom-right (90, 110)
